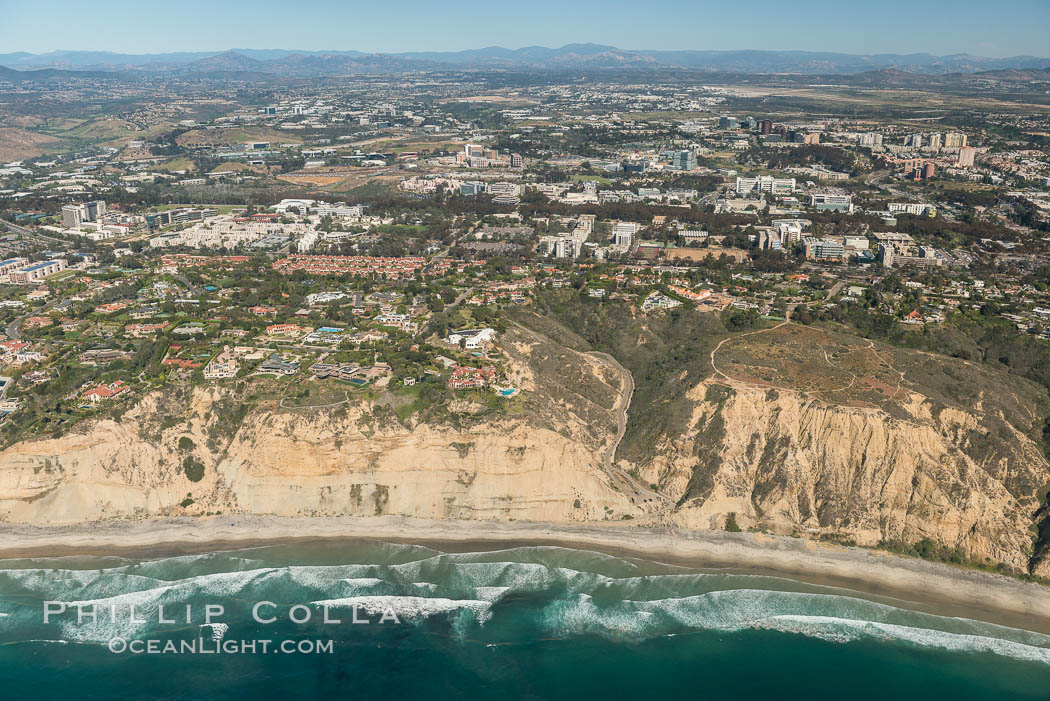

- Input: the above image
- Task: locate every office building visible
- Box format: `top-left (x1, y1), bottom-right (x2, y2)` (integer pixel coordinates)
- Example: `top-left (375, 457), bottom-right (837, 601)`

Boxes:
top-left (672, 150), bottom-right (697, 171)
top-left (735, 176), bottom-right (796, 195)
top-left (877, 242), bottom-right (943, 269)
top-left (758, 230), bottom-right (783, 250)
top-left (803, 238), bottom-right (845, 261)
top-left (888, 202), bottom-right (936, 216)
top-left (810, 193), bottom-right (853, 212)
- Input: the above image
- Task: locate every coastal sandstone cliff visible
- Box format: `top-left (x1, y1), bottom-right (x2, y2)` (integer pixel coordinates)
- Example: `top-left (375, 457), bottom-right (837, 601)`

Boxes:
top-left (642, 379), bottom-right (1049, 574)
top-left (1, 320), bottom-right (1049, 576)
top-left (0, 327), bottom-right (639, 526)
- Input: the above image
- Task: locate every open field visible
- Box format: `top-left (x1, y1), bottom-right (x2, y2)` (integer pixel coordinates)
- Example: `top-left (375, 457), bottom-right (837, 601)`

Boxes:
top-left (276, 164), bottom-right (393, 188)
top-left (150, 157), bottom-right (196, 172)
top-left (176, 126), bottom-right (302, 147)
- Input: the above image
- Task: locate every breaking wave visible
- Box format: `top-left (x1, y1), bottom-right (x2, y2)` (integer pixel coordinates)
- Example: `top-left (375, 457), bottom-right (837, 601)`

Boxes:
top-left (0, 542), bottom-right (1048, 664)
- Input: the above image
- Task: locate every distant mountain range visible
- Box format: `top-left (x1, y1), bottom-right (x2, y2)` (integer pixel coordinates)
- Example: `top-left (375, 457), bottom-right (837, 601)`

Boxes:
top-left (2, 44), bottom-right (1049, 78)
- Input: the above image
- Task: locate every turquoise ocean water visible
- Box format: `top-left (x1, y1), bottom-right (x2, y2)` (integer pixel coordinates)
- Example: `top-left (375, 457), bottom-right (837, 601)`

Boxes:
top-left (0, 541), bottom-right (1048, 699)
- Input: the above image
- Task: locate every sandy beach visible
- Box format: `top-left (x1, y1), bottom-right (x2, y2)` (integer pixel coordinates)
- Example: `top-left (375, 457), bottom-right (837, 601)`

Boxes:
top-left (1, 515), bottom-right (1049, 634)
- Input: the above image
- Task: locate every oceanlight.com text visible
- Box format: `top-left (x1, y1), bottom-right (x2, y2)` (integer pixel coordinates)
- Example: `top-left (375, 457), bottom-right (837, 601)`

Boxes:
top-left (107, 637), bottom-right (335, 655)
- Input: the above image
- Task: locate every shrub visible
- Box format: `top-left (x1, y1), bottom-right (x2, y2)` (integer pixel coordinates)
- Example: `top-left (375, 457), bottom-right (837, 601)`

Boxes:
top-left (182, 456), bottom-right (205, 482)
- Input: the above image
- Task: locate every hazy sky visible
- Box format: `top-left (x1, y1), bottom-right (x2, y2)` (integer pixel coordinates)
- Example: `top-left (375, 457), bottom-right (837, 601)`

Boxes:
top-left (1, 0), bottom-right (1047, 57)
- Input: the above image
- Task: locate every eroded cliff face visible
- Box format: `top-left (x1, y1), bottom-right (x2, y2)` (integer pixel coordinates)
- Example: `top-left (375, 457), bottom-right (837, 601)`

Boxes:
top-left (642, 379), bottom-right (1050, 574)
top-left (0, 386), bottom-right (637, 525)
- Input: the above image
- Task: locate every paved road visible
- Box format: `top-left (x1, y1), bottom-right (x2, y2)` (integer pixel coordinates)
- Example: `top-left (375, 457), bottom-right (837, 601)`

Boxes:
top-left (3, 292), bottom-right (64, 340)
top-left (2, 219), bottom-right (64, 246)
top-left (171, 273), bottom-right (201, 297)
top-left (4, 317), bottom-right (21, 341)
top-left (0, 220), bottom-right (32, 236)
top-left (826, 280), bottom-right (847, 299)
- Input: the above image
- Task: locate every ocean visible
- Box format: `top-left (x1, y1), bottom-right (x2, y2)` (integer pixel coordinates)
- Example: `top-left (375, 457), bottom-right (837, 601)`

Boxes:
top-left (0, 540), bottom-right (1048, 699)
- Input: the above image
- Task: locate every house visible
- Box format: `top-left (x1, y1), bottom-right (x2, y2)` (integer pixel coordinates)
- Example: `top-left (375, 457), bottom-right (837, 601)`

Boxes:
top-left (374, 313), bottom-right (409, 326)
top-left (257, 353), bottom-right (299, 375)
top-left (900, 309), bottom-right (923, 325)
top-left (95, 302), bottom-right (128, 315)
top-left (311, 362), bottom-right (361, 381)
top-left (82, 380), bottom-right (130, 403)
top-left (447, 365), bottom-right (497, 390)
top-left (14, 350), bottom-right (45, 364)
top-left (249, 306), bottom-right (279, 318)
top-left (204, 356), bottom-right (239, 379)
top-left (79, 349), bottom-right (133, 366)
top-left (446, 327), bottom-right (496, 349)
top-left (641, 293), bottom-right (681, 312)
top-left (265, 324), bottom-right (303, 337)
top-left (125, 322), bottom-right (170, 337)
top-left (171, 323), bottom-right (206, 336)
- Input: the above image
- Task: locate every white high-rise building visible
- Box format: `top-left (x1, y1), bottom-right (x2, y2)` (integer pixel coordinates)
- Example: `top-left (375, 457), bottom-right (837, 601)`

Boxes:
top-left (61, 201), bottom-right (106, 229)
top-left (735, 176), bottom-right (795, 195)
top-left (858, 133), bottom-right (883, 148)
top-left (613, 222), bottom-right (637, 247)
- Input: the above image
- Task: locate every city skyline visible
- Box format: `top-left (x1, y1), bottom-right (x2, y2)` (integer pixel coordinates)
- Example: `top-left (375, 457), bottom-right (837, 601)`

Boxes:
top-left (2, 0), bottom-right (1048, 58)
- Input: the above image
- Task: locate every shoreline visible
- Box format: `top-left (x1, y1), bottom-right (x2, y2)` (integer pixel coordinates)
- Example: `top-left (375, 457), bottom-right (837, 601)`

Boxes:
top-left (2, 515), bottom-right (1050, 635)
